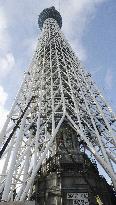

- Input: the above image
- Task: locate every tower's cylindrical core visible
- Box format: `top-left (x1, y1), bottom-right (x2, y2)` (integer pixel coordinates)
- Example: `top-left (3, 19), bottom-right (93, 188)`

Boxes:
top-left (38, 6), bottom-right (62, 30)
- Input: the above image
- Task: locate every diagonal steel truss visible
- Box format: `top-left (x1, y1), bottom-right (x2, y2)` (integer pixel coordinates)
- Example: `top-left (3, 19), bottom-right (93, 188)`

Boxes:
top-left (0, 18), bottom-right (116, 201)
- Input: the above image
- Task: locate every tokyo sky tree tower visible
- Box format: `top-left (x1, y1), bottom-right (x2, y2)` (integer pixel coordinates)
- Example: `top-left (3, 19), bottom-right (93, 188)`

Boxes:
top-left (0, 7), bottom-right (116, 202)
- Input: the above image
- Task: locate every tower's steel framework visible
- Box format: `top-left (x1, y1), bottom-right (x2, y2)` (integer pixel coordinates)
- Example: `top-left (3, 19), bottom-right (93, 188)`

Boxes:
top-left (0, 7), bottom-right (116, 202)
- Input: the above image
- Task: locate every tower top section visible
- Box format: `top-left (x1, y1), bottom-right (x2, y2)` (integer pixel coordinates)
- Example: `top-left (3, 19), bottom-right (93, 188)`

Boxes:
top-left (38, 6), bottom-right (62, 30)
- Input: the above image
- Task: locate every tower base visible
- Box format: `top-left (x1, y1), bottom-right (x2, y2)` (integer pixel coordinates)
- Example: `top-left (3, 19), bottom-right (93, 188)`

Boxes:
top-left (31, 153), bottom-right (116, 205)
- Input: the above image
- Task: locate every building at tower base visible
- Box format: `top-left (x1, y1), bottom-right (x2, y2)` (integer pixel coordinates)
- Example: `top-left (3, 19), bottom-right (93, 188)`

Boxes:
top-left (30, 124), bottom-right (116, 205)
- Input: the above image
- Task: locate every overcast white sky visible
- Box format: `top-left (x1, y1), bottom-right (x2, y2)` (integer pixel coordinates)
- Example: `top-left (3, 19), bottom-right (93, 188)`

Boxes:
top-left (0, 0), bottom-right (116, 182)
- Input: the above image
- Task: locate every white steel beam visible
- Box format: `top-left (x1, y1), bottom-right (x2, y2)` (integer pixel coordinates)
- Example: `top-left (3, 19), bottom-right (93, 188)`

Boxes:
top-left (0, 16), bottom-right (115, 201)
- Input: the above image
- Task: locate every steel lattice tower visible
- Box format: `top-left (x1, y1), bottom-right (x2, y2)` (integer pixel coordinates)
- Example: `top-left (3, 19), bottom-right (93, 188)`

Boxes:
top-left (0, 7), bottom-right (116, 202)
